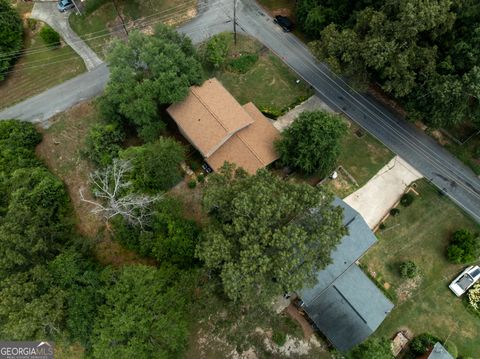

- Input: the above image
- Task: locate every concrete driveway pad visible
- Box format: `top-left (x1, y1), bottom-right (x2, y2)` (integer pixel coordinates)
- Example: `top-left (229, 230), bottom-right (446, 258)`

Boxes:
top-left (344, 156), bottom-right (423, 229)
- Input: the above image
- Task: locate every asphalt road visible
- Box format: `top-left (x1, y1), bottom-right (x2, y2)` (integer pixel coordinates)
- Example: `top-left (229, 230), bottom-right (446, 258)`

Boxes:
top-left (1, 0), bottom-right (479, 222)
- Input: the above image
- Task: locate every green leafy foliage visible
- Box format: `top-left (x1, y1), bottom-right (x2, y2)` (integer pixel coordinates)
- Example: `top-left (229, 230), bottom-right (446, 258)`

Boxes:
top-left (98, 25), bottom-right (202, 141)
top-left (272, 331), bottom-right (287, 346)
top-left (196, 164), bottom-right (346, 304)
top-left (306, 0), bottom-right (480, 129)
top-left (389, 208), bottom-right (400, 216)
top-left (91, 265), bottom-right (194, 359)
top-left (120, 137), bottom-right (185, 192)
top-left (399, 260), bottom-right (419, 279)
top-left (275, 110), bottom-right (347, 176)
top-left (188, 179), bottom-right (197, 188)
top-left (0, 0), bottom-right (23, 81)
top-left (409, 333), bottom-right (441, 355)
top-left (348, 337), bottom-right (394, 359)
top-left (39, 25), bottom-right (61, 47)
top-left (228, 53), bottom-right (259, 74)
top-left (446, 229), bottom-right (480, 264)
top-left (112, 197), bottom-right (200, 268)
top-left (400, 193), bottom-right (415, 207)
top-left (204, 33), bottom-right (230, 68)
top-left (84, 123), bottom-right (125, 166)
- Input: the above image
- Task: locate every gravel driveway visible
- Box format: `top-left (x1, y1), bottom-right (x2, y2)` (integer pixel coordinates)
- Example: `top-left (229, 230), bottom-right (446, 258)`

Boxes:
top-left (31, 2), bottom-right (103, 71)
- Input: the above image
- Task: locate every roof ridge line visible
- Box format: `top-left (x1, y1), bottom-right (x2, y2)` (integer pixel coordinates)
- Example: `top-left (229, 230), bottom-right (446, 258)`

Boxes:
top-left (236, 127), bottom-right (266, 165)
top-left (190, 85), bottom-right (230, 134)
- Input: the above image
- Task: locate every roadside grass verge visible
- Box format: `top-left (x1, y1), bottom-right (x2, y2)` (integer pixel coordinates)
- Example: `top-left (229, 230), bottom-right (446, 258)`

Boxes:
top-left (445, 136), bottom-right (480, 176)
top-left (361, 179), bottom-right (480, 357)
top-left (202, 33), bottom-right (313, 119)
top-left (69, 0), bottom-right (197, 59)
top-left (0, 19), bottom-right (85, 109)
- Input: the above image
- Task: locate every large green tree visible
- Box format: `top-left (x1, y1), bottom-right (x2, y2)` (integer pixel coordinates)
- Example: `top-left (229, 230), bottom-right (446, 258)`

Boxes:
top-left (0, 0), bottom-right (23, 81)
top-left (98, 25), bottom-right (202, 141)
top-left (348, 338), bottom-right (394, 359)
top-left (196, 164), bottom-right (346, 304)
top-left (91, 265), bottom-right (193, 359)
top-left (275, 110), bottom-right (347, 176)
top-left (120, 137), bottom-right (185, 192)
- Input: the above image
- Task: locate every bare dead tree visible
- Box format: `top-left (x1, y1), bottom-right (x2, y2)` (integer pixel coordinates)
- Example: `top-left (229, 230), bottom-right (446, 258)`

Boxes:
top-left (79, 159), bottom-right (161, 227)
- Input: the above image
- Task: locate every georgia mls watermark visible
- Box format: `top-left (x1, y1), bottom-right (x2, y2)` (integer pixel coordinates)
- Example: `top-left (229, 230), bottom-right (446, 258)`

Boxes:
top-left (0, 342), bottom-right (54, 359)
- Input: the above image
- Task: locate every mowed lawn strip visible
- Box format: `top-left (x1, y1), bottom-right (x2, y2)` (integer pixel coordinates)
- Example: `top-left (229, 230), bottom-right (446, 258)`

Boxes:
top-left (361, 179), bottom-right (480, 357)
top-left (0, 21), bottom-right (85, 109)
top-left (204, 34), bottom-right (313, 118)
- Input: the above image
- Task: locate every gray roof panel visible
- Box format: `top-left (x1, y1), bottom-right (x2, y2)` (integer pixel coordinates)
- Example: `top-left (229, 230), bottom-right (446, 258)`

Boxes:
top-left (428, 343), bottom-right (454, 359)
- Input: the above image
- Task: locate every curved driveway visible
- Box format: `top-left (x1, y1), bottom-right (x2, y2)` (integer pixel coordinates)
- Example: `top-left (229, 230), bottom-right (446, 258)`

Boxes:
top-left (1, 0), bottom-right (480, 222)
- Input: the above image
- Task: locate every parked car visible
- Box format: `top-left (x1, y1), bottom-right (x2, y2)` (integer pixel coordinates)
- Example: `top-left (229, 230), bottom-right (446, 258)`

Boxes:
top-left (449, 265), bottom-right (480, 296)
top-left (273, 15), bottom-right (294, 32)
top-left (57, 0), bottom-right (75, 12)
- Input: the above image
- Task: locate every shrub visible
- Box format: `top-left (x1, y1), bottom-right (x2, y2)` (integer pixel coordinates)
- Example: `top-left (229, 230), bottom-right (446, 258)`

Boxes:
top-left (379, 223), bottom-right (386, 230)
top-left (350, 337), bottom-right (394, 359)
top-left (400, 192), bottom-right (414, 207)
top-left (39, 25), bottom-right (61, 47)
top-left (399, 261), bottom-right (419, 279)
top-left (188, 179), bottom-right (197, 189)
top-left (228, 53), bottom-right (259, 73)
top-left (0, 0), bottom-right (23, 81)
top-left (84, 123), bottom-right (125, 166)
top-left (446, 229), bottom-right (480, 264)
top-left (197, 173), bottom-right (205, 183)
top-left (27, 18), bottom-right (37, 31)
top-left (410, 333), bottom-right (441, 355)
top-left (467, 282), bottom-right (480, 311)
top-left (204, 33), bottom-right (230, 68)
top-left (390, 208), bottom-right (400, 216)
top-left (272, 331), bottom-right (286, 346)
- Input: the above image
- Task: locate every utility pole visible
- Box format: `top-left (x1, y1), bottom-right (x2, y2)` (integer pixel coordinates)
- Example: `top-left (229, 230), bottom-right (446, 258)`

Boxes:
top-left (71, 0), bottom-right (82, 15)
top-left (233, 0), bottom-right (237, 46)
top-left (112, 0), bottom-right (129, 37)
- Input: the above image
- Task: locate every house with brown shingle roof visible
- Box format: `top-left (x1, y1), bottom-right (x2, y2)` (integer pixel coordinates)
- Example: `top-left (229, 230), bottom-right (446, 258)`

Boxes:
top-left (167, 78), bottom-right (280, 174)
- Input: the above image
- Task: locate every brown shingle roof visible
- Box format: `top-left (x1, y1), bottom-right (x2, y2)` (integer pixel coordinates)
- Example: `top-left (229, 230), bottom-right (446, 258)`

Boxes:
top-left (206, 102), bottom-right (280, 174)
top-left (166, 78), bottom-right (254, 157)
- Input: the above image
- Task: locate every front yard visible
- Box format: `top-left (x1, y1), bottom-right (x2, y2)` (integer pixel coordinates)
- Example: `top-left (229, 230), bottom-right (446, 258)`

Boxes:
top-left (361, 179), bottom-right (480, 357)
top-left (69, 0), bottom-right (197, 59)
top-left (203, 33), bottom-right (314, 119)
top-left (0, 2), bottom-right (85, 109)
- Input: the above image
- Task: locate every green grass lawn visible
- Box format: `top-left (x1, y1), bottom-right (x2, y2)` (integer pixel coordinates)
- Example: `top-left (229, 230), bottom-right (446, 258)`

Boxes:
top-left (0, 18), bottom-right (85, 109)
top-left (446, 136), bottom-right (480, 176)
top-left (361, 179), bottom-right (480, 357)
top-left (70, 0), bottom-right (197, 59)
top-left (304, 120), bottom-right (393, 196)
top-left (203, 33), bottom-right (313, 119)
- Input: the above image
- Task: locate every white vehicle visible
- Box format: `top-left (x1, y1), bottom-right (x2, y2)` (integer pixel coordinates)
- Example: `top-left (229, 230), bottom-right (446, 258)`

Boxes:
top-left (449, 265), bottom-right (480, 296)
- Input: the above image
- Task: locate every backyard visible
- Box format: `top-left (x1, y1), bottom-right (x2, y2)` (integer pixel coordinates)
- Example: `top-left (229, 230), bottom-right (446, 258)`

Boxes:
top-left (69, 0), bottom-right (197, 59)
top-left (361, 179), bottom-right (480, 357)
top-left (203, 33), bottom-right (313, 119)
top-left (0, 1), bottom-right (85, 109)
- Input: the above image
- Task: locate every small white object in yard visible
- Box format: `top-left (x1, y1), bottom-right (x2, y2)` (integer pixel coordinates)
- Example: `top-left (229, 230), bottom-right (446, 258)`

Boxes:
top-left (295, 79), bottom-right (300, 84)
top-left (330, 171), bottom-right (338, 179)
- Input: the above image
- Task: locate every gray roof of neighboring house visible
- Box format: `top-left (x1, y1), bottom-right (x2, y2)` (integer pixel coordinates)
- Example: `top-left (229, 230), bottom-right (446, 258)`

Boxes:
top-left (299, 198), bottom-right (394, 352)
top-left (428, 343), bottom-right (454, 359)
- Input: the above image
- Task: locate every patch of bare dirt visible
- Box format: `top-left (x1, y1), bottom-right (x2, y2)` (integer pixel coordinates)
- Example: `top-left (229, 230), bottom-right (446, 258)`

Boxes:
top-left (270, 8), bottom-right (294, 18)
top-left (396, 276), bottom-right (422, 303)
top-left (368, 83), bottom-right (407, 119)
top-left (430, 130), bottom-right (451, 146)
top-left (284, 304), bottom-right (314, 339)
top-left (169, 179), bottom-right (207, 224)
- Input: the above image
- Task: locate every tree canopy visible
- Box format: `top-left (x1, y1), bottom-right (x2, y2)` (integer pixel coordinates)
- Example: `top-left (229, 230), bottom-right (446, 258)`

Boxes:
top-left (91, 265), bottom-right (193, 359)
top-left (120, 137), bottom-right (185, 192)
top-left (303, 0), bottom-right (480, 128)
top-left (98, 24), bottom-right (202, 141)
top-left (196, 164), bottom-right (346, 304)
top-left (0, 0), bottom-right (23, 81)
top-left (275, 110), bottom-right (347, 176)
top-left (348, 337), bottom-right (394, 359)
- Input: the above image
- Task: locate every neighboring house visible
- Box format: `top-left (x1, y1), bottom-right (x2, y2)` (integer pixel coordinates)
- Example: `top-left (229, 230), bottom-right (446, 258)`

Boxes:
top-left (298, 198), bottom-right (394, 352)
top-left (167, 78), bottom-right (280, 174)
top-left (420, 342), bottom-right (454, 359)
